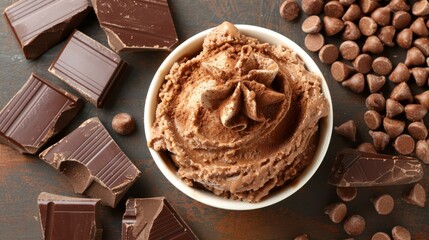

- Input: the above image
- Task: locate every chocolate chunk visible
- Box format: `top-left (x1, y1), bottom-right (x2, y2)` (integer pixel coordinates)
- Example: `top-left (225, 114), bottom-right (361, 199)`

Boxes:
top-left (342, 4), bottom-right (363, 22)
top-left (415, 90), bottom-right (429, 109)
top-left (386, 98), bottom-right (405, 118)
top-left (392, 11), bottom-right (412, 30)
top-left (324, 16), bottom-right (345, 36)
top-left (408, 121), bottom-right (428, 140)
top-left (363, 36), bottom-right (384, 54)
top-left (39, 117), bottom-right (141, 207)
top-left (391, 226), bottom-right (411, 240)
top-left (412, 0), bottom-right (429, 16)
top-left (364, 110), bottom-right (382, 130)
top-left (389, 0), bottom-right (410, 12)
top-left (372, 57), bottom-right (393, 76)
top-left (301, 0), bottom-right (324, 15)
top-left (371, 7), bottom-right (391, 27)
top-left (405, 104), bottom-right (427, 121)
top-left (0, 73), bottom-right (82, 154)
top-left (324, 1), bottom-right (344, 18)
top-left (38, 192), bottom-right (102, 240)
top-left (343, 215), bottom-right (365, 236)
top-left (357, 142), bottom-right (378, 153)
top-left (377, 26), bottom-right (396, 47)
top-left (396, 28), bottom-right (413, 49)
top-left (367, 74), bottom-right (386, 93)
top-left (394, 134), bottom-right (415, 155)
top-left (389, 63), bottom-right (410, 83)
top-left (336, 187), bottom-right (358, 202)
top-left (372, 232), bottom-right (392, 240)
top-left (325, 202), bottom-right (347, 223)
top-left (319, 44), bottom-right (339, 64)
top-left (331, 61), bottom-right (355, 82)
top-left (329, 148), bottom-right (423, 187)
top-left (305, 33), bottom-right (325, 52)
top-left (122, 198), bottom-right (198, 240)
top-left (3, 0), bottom-right (91, 59)
top-left (112, 113), bottom-right (136, 135)
top-left (404, 183), bottom-right (426, 207)
top-left (92, 0), bottom-right (178, 52)
top-left (343, 21), bottom-right (362, 40)
top-left (359, 0), bottom-right (380, 14)
top-left (404, 47), bottom-right (426, 67)
top-left (49, 30), bottom-right (127, 108)
top-left (372, 194), bottom-right (394, 215)
top-left (340, 41), bottom-right (360, 60)
top-left (410, 17), bottom-right (429, 37)
top-left (335, 120), bottom-right (357, 142)
top-left (294, 234), bottom-right (309, 240)
top-left (390, 82), bottom-right (413, 103)
top-left (414, 38), bottom-right (429, 56)
top-left (353, 54), bottom-right (373, 74)
top-left (416, 140), bottom-right (429, 164)
top-left (366, 93), bottom-right (385, 112)
top-left (342, 73), bottom-right (365, 93)
top-left (301, 15), bottom-right (322, 33)
top-left (410, 67), bottom-right (429, 86)
top-left (279, 0), bottom-right (300, 21)
top-left (359, 16), bottom-right (378, 36)
top-left (383, 117), bottom-right (405, 139)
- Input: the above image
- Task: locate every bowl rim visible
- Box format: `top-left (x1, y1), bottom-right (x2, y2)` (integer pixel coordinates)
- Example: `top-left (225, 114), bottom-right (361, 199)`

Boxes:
top-left (144, 24), bottom-right (333, 210)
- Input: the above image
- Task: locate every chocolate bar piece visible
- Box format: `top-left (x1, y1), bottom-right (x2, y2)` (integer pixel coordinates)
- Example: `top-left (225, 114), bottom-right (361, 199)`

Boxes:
top-left (38, 192), bottom-right (102, 240)
top-left (92, 0), bottom-right (178, 52)
top-left (49, 30), bottom-right (127, 107)
top-left (39, 117), bottom-right (141, 207)
top-left (0, 73), bottom-right (83, 154)
top-left (122, 198), bottom-right (198, 240)
top-left (3, 0), bottom-right (91, 59)
top-left (329, 149), bottom-right (424, 187)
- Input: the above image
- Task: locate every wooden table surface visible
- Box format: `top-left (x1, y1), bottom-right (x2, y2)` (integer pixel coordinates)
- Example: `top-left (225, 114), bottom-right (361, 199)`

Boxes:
top-left (0, 0), bottom-right (428, 239)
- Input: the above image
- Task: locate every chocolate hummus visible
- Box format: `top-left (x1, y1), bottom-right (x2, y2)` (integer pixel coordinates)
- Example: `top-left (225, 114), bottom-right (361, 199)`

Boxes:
top-left (149, 22), bottom-right (329, 202)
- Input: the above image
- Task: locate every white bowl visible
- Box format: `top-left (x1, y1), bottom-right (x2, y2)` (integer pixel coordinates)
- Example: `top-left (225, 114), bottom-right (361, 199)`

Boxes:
top-left (144, 24), bottom-right (333, 210)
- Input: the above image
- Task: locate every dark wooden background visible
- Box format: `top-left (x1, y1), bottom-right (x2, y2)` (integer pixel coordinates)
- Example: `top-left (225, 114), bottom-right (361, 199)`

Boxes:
top-left (0, 0), bottom-right (428, 239)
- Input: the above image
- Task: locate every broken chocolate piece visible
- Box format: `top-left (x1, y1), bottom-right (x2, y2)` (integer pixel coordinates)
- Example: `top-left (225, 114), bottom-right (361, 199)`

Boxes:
top-left (38, 192), bottom-right (102, 240)
top-left (329, 149), bottom-right (423, 187)
top-left (3, 0), bottom-right (91, 59)
top-left (92, 0), bottom-right (178, 52)
top-left (49, 30), bottom-right (127, 108)
top-left (0, 73), bottom-right (82, 154)
top-left (122, 198), bottom-right (198, 240)
top-left (39, 117), bottom-right (141, 207)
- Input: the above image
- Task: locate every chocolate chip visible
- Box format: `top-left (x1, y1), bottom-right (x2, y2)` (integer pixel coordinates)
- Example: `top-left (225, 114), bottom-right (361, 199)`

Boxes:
top-left (404, 183), bottom-right (426, 208)
top-left (342, 73), bottom-right (365, 93)
top-left (339, 0), bottom-right (356, 7)
top-left (391, 226), bottom-right (411, 240)
top-left (331, 61), bottom-right (355, 82)
top-left (416, 140), bottom-right (429, 164)
top-left (412, 0), bottom-right (429, 16)
top-left (279, 0), bottom-right (300, 21)
top-left (325, 202), bottom-right (347, 223)
top-left (343, 21), bottom-right (362, 40)
top-left (302, 15), bottom-right (322, 33)
top-left (414, 38), bottom-right (429, 56)
top-left (364, 110), bottom-right (382, 130)
top-left (301, 0), bottom-right (324, 15)
top-left (390, 82), bottom-right (413, 102)
top-left (405, 104), bottom-right (427, 121)
top-left (112, 113), bottom-right (136, 135)
top-left (415, 90), bottom-right (429, 109)
top-left (389, 0), bottom-right (410, 12)
top-left (405, 47), bottom-right (426, 67)
top-left (324, 16), bottom-right (345, 36)
top-left (319, 44), bottom-right (339, 64)
top-left (389, 63), bottom-right (410, 83)
top-left (366, 93), bottom-right (386, 112)
top-left (359, 0), bottom-right (380, 14)
top-left (357, 142), bottom-right (378, 153)
top-left (336, 187), bottom-right (357, 202)
top-left (353, 54), bottom-right (373, 74)
top-left (408, 121), bottom-right (428, 140)
top-left (335, 120), bottom-right (356, 141)
top-left (369, 130), bottom-right (390, 151)
top-left (305, 33), bottom-right (325, 52)
top-left (363, 35), bottom-right (384, 54)
top-left (359, 16), bottom-right (378, 36)
top-left (396, 28), bottom-right (413, 49)
top-left (383, 117), bottom-right (405, 139)
top-left (343, 215), bottom-right (365, 236)
top-left (410, 17), bottom-right (429, 37)
top-left (324, 1), bottom-right (344, 18)
top-left (340, 41), bottom-right (360, 60)
top-left (386, 98), bottom-right (405, 118)
top-left (367, 74), bottom-right (386, 93)
top-left (410, 67), bottom-right (429, 87)
top-left (372, 232), bottom-right (392, 240)
top-left (342, 4), bottom-right (363, 22)
top-left (372, 194), bottom-right (394, 215)
top-left (371, 7), bottom-right (391, 27)
top-left (394, 134), bottom-right (415, 155)
top-left (377, 26), bottom-right (396, 47)
top-left (372, 57), bottom-right (393, 76)
top-left (294, 234), bottom-right (309, 240)
top-left (392, 11), bottom-right (412, 30)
